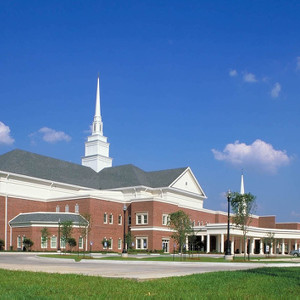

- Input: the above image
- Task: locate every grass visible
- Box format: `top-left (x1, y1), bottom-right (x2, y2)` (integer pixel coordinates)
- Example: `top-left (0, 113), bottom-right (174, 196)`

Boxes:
top-left (0, 267), bottom-right (299, 299)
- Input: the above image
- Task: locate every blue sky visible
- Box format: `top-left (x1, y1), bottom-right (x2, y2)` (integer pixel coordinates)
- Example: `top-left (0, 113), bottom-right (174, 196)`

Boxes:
top-left (1, 1), bottom-right (300, 222)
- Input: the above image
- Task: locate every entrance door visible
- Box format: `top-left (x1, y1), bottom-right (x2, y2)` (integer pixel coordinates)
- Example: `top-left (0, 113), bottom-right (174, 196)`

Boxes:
top-left (162, 239), bottom-right (169, 253)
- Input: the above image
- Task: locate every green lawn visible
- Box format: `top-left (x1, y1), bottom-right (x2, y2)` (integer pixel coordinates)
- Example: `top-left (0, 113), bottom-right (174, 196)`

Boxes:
top-left (0, 267), bottom-right (299, 299)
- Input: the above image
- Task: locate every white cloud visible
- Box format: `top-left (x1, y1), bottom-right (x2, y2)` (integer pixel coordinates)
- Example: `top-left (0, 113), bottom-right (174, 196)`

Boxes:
top-left (229, 69), bottom-right (238, 77)
top-left (212, 139), bottom-right (291, 173)
top-left (297, 57), bottom-right (300, 71)
top-left (38, 127), bottom-right (71, 143)
top-left (243, 72), bottom-right (257, 83)
top-left (0, 121), bottom-right (15, 145)
top-left (271, 82), bottom-right (281, 98)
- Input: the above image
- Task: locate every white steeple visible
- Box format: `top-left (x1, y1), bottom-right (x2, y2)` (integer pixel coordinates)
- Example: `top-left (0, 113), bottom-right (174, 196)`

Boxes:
top-left (81, 76), bottom-right (113, 172)
top-left (92, 76), bottom-right (103, 135)
top-left (240, 171), bottom-right (245, 195)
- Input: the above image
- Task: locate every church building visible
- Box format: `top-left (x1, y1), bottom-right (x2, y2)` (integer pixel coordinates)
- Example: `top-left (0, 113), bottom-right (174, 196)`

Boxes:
top-left (0, 77), bottom-right (299, 254)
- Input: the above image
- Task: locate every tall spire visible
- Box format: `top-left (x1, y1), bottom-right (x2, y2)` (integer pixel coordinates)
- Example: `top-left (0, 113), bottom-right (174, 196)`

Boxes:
top-left (92, 76), bottom-right (103, 135)
top-left (95, 75), bottom-right (101, 117)
top-left (240, 171), bottom-right (245, 195)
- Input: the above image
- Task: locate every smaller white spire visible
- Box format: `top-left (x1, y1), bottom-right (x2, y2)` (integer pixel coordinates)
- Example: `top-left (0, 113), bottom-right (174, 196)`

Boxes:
top-left (240, 171), bottom-right (245, 195)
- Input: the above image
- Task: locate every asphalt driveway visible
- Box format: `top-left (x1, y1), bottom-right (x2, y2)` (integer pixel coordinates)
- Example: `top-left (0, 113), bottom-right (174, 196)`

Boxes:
top-left (0, 253), bottom-right (299, 280)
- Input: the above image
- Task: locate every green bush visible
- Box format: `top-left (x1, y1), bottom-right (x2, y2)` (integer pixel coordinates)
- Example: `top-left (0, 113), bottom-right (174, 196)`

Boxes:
top-left (0, 239), bottom-right (4, 251)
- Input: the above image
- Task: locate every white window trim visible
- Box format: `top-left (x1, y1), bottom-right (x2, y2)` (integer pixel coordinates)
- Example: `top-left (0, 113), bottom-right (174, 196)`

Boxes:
top-left (78, 236), bottom-right (83, 249)
top-left (136, 213), bottom-right (148, 225)
top-left (60, 237), bottom-right (66, 249)
top-left (17, 236), bottom-right (22, 249)
top-left (162, 214), bottom-right (170, 226)
top-left (41, 237), bottom-right (48, 249)
top-left (118, 238), bottom-right (122, 250)
top-left (109, 213), bottom-right (113, 224)
top-left (109, 238), bottom-right (113, 250)
top-left (50, 236), bottom-right (57, 249)
top-left (118, 215), bottom-right (122, 225)
top-left (136, 237), bottom-right (148, 250)
top-left (75, 203), bottom-right (79, 213)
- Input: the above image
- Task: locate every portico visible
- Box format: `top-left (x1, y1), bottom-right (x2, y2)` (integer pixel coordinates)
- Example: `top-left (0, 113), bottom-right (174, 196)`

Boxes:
top-left (190, 223), bottom-right (300, 255)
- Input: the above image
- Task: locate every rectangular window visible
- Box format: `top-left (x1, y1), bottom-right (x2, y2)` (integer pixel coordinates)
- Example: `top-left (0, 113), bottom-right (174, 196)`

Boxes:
top-left (118, 239), bottom-right (122, 250)
top-left (75, 204), bottom-right (79, 213)
top-left (118, 215), bottom-right (122, 225)
top-left (56, 205), bottom-right (60, 212)
top-left (104, 213), bottom-right (107, 224)
top-left (41, 237), bottom-right (47, 249)
top-left (109, 214), bottom-right (113, 224)
top-left (136, 213), bottom-right (148, 225)
top-left (162, 214), bottom-right (170, 225)
top-left (60, 238), bottom-right (66, 249)
top-left (128, 215), bottom-right (131, 225)
top-left (51, 236), bottom-right (57, 249)
top-left (79, 237), bottom-right (83, 249)
top-left (136, 237), bottom-right (148, 250)
top-left (17, 236), bottom-right (22, 249)
top-left (109, 238), bottom-right (113, 250)
top-left (65, 205), bottom-right (69, 212)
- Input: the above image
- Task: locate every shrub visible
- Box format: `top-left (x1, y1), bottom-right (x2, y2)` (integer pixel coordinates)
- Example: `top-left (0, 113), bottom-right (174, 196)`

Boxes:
top-left (0, 239), bottom-right (4, 251)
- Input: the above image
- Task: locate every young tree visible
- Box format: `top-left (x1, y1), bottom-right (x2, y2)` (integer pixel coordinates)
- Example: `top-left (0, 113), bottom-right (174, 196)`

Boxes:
top-left (264, 232), bottom-right (275, 256)
top-left (79, 213), bottom-right (91, 253)
top-left (169, 210), bottom-right (192, 253)
top-left (67, 238), bottom-right (77, 252)
top-left (60, 221), bottom-right (73, 253)
top-left (125, 232), bottom-right (133, 251)
top-left (23, 238), bottom-right (34, 251)
top-left (230, 192), bottom-right (256, 260)
top-left (41, 227), bottom-right (50, 250)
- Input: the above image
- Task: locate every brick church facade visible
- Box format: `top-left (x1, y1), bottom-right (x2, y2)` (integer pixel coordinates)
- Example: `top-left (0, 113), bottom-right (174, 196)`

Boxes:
top-left (0, 77), bottom-right (299, 254)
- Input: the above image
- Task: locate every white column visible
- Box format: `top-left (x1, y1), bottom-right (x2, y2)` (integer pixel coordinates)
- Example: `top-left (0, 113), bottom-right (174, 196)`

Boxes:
top-left (250, 238), bottom-right (255, 255)
top-left (186, 237), bottom-right (189, 251)
top-left (281, 239), bottom-right (285, 255)
top-left (239, 238), bottom-right (243, 254)
top-left (288, 240), bottom-right (291, 253)
top-left (231, 236), bottom-right (235, 255)
top-left (260, 239), bottom-right (264, 255)
top-left (216, 235), bottom-right (220, 252)
top-left (220, 234), bottom-right (224, 253)
top-left (206, 234), bottom-right (210, 253)
top-left (295, 241), bottom-right (298, 251)
top-left (269, 241), bottom-right (273, 255)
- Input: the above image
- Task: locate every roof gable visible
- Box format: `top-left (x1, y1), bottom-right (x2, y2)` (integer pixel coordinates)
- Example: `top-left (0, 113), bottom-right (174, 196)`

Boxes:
top-left (170, 168), bottom-right (206, 197)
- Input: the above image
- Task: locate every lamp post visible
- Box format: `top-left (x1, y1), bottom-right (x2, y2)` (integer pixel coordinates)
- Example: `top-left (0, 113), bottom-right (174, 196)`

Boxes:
top-left (122, 204), bottom-right (127, 255)
top-left (225, 190), bottom-right (231, 257)
top-left (57, 218), bottom-right (61, 252)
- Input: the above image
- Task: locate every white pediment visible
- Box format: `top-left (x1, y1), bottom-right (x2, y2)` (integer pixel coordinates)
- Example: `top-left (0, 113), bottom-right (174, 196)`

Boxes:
top-left (170, 168), bottom-right (206, 197)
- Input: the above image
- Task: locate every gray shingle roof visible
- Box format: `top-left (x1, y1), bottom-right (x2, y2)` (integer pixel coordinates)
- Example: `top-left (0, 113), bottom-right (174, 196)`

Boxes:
top-left (9, 212), bottom-right (88, 226)
top-left (0, 149), bottom-right (187, 190)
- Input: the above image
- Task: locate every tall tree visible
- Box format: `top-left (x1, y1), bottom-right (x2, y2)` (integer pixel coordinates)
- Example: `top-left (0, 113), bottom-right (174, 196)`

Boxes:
top-left (230, 192), bottom-right (256, 260)
top-left (169, 210), bottom-right (192, 253)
